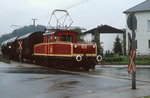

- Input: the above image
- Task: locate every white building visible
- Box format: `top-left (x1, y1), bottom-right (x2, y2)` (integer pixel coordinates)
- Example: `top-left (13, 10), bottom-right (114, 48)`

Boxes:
top-left (124, 0), bottom-right (150, 55)
top-left (82, 25), bottom-right (125, 53)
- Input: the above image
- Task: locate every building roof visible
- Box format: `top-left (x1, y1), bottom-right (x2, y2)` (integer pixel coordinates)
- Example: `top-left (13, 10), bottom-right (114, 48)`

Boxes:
top-left (124, 0), bottom-right (150, 13)
top-left (83, 25), bottom-right (124, 34)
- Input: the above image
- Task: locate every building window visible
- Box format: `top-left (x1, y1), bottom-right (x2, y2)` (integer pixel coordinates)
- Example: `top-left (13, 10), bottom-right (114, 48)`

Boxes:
top-left (148, 40), bottom-right (150, 49)
top-left (148, 20), bottom-right (150, 30)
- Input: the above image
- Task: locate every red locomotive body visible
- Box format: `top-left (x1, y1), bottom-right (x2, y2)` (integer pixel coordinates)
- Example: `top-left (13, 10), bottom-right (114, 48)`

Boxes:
top-left (33, 29), bottom-right (101, 70)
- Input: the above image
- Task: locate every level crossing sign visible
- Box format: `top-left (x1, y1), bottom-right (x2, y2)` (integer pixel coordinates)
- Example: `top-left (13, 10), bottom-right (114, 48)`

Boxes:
top-left (127, 13), bottom-right (137, 89)
top-left (18, 40), bottom-right (22, 50)
top-left (128, 49), bottom-right (136, 73)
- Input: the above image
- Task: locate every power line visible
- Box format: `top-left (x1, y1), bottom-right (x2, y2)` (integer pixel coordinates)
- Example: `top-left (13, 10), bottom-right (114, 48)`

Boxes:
top-left (65, 0), bottom-right (90, 10)
top-left (37, 0), bottom-right (91, 26)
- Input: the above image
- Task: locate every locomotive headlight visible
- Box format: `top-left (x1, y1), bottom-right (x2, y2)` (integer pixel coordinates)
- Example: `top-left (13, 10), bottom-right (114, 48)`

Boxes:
top-left (74, 45), bottom-right (77, 48)
top-left (8, 46), bottom-right (11, 49)
top-left (93, 45), bottom-right (96, 48)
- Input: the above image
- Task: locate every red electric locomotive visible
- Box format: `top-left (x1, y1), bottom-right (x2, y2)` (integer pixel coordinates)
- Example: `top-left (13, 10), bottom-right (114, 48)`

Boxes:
top-left (33, 9), bottom-right (102, 70)
top-left (33, 29), bottom-right (101, 70)
top-left (1, 9), bottom-right (102, 71)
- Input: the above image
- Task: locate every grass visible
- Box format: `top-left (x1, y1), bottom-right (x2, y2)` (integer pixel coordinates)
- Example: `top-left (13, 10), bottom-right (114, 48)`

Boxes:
top-left (101, 55), bottom-right (150, 65)
top-left (0, 55), bottom-right (10, 63)
top-left (136, 59), bottom-right (150, 64)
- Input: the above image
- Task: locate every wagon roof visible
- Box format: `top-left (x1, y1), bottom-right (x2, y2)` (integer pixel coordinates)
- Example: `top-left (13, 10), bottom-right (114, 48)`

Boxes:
top-left (17, 32), bottom-right (32, 40)
top-left (17, 31), bottom-right (44, 40)
top-left (2, 36), bottom-right (18, 46)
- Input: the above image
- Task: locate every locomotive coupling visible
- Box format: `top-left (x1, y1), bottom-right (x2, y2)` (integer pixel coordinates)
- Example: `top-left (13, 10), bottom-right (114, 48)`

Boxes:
top-left (76, 55), bottom-right (82, 62)
top-left (96, 55), bottom-right (102, 62)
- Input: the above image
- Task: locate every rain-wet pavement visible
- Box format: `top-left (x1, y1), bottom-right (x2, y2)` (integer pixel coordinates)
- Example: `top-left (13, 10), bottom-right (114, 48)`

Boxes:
top-left (0, 61), bottom-right (150, 98)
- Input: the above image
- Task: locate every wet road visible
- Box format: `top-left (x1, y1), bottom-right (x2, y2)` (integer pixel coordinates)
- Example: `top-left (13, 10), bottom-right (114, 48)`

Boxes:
top-left (0, 62), bottom-right (150, 98)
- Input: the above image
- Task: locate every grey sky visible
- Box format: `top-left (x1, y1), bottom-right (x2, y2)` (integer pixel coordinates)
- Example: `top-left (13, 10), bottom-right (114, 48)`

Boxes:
top-left (0, 0), bottom-right (144, 35)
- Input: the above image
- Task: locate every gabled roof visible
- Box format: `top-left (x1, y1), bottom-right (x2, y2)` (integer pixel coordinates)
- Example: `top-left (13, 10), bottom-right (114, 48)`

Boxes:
top-left (124, 0), bottom-right (150, 13)
top-left (83, 25), bottom-right (124, 34)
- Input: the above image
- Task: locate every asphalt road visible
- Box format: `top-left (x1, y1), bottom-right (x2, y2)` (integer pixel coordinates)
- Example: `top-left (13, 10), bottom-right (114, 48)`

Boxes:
top-left (0, 62), bottom-right (150, 98)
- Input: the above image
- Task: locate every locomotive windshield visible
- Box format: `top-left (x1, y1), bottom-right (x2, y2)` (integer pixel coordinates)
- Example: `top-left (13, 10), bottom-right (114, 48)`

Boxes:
top-left (48, 36), bottom-right (53, 42)
top-left (43, 30), bottom-right (78, 43)
top-left (54, 36), bottom-right (59, 41)
top-left (61, 35), bottom-right (73, 42)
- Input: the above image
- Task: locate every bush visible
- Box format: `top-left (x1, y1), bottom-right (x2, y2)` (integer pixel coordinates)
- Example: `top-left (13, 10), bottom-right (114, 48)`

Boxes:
top-left (105, 50), bottom-right (114, 57)
top-left (102, 55), bottom-right (125, 62)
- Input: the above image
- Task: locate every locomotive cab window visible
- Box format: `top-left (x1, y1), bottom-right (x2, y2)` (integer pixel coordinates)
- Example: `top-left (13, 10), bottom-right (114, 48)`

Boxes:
top-left (61, 35), bottom-right (73, 42)
top-left (48, 36), bottom-right (53, 42)
top-left (54, 36), bottom-right (59, 41)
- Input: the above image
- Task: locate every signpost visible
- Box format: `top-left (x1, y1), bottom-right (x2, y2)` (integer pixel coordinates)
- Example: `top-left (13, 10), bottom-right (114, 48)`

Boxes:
top-left (127, 13), bottom-right (137, 89)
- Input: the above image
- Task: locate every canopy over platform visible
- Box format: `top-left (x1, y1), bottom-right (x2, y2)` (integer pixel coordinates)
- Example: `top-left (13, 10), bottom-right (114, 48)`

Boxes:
top-left (84, 25), bottom-right (124, 34)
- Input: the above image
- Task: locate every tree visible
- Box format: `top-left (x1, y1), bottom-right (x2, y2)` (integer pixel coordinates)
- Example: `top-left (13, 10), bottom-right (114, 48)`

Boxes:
top-left (122, 31), bottom-right (126, 55)
top-left (70, 28), bottom-right (84, 42)
top-left (92, 30), bottom-right (103, 55)
top-left (0, 25), bottom-right (46, 45)
top-left (113, 36), bottom-right (122, 55)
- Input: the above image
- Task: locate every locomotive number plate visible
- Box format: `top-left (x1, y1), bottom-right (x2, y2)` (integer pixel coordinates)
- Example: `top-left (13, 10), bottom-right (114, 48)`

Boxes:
top-left (82, 44), bottom-right (87, 49)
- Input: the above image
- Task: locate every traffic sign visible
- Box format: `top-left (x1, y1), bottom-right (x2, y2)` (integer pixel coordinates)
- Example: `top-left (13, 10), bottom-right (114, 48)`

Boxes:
top-left (18, 41), bottom-right (22, 50)
top-left (18, 40), bottom-right (22, 66)
top-left (127, 13), bottom-right (137, 31)
top-left (127, 13), bottom-right (137, 89)
top-left (128, 49), bottom-right (136, 73)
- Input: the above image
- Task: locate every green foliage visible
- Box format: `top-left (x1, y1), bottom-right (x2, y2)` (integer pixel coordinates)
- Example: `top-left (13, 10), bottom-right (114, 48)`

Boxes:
top-left (70, 28), bottom-right (82, 34)
top-left (101, 55), bottom-right (150, 64)
top-left (0, 55), bottom-right (10, 63)
top-left (0, 25), bottom-right (45, 45)
top-left (93, 31), bottom-right (103, 55)
top-left (122, 33), bottom-right (126, 55)
top-left (70, 28), bottom-right (84, 42)
top-left (105, 50), bottom-right (114, 57)
top-left (103, 55), bottom-right (124, 63)
top-left (113, 36), bottom-right (122, 55)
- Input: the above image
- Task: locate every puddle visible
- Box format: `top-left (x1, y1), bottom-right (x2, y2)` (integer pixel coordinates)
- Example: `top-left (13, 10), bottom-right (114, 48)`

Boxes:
top-left (20, 76), bottom-right (54, 82)
top-left (0, 67), bottom-right (75, 75)
top-left (48, 81), bottom-right (80, 90)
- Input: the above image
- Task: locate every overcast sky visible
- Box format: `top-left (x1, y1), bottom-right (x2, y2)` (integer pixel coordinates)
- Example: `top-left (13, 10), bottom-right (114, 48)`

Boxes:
top-left (0, 0), bottom-right (144, 35)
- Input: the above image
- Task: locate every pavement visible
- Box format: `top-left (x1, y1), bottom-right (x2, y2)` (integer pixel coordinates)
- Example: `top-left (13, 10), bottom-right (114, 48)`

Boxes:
top-left (75, 85), bottom-right (150, 98)
top-left (97, 64), bottom-right (150, 69)
top-left (0, 61), bottom-right (150, 98)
